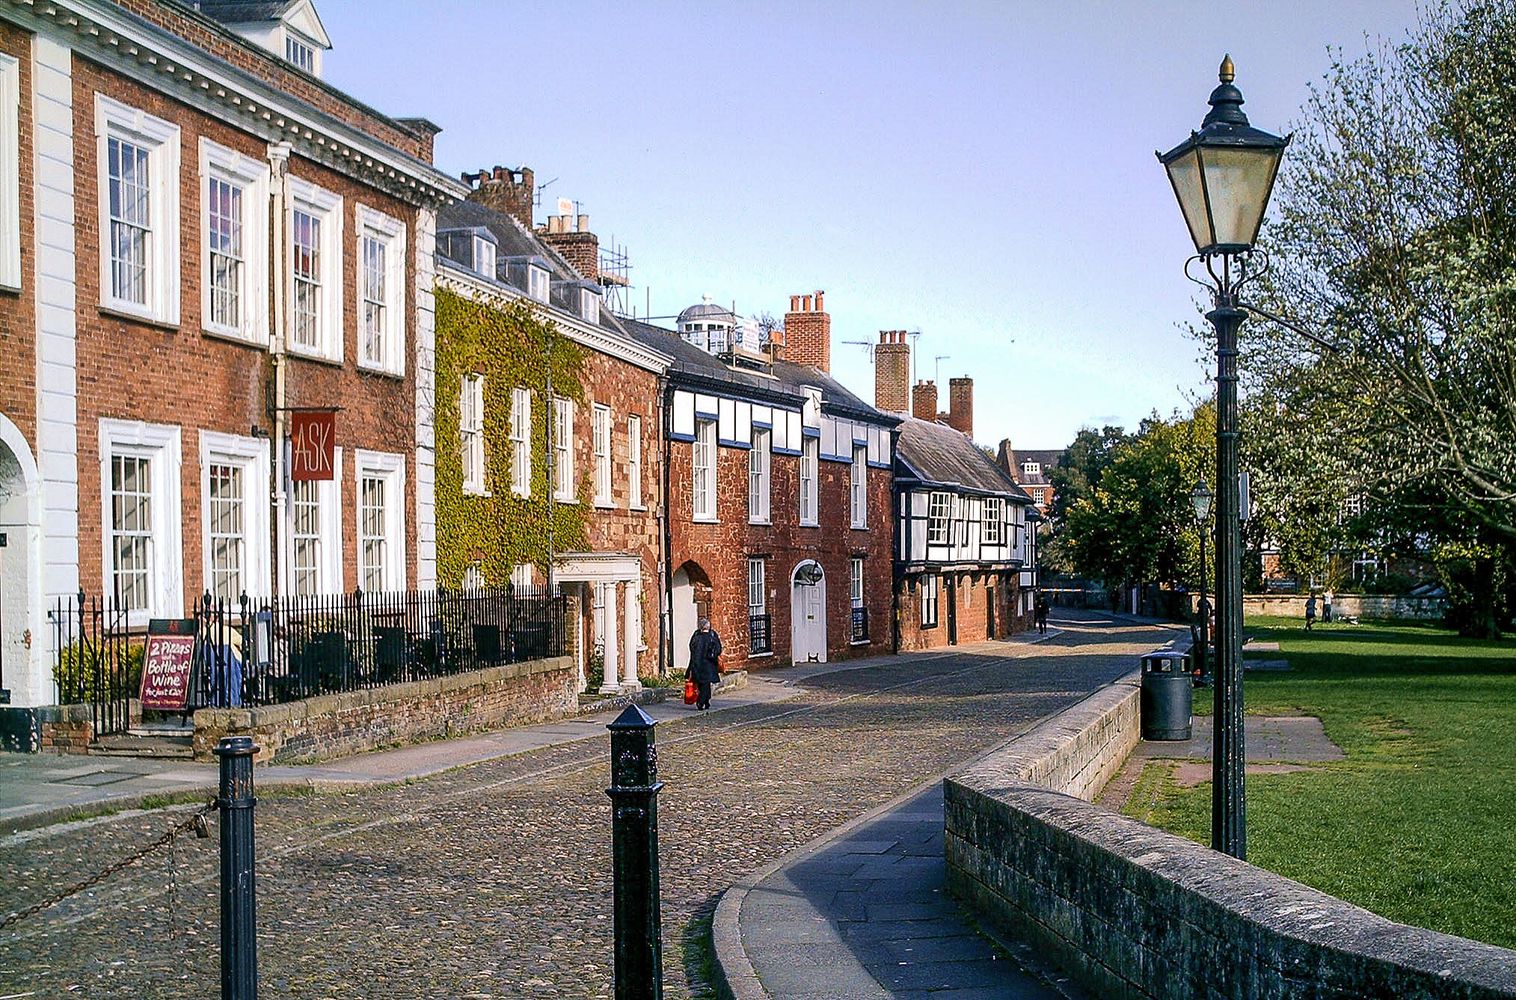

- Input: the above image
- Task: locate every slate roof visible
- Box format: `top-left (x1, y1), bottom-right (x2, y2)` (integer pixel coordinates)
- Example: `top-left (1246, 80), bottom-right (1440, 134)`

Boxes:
top-left (196, 1), bottom-right (300, 24)
top-left (995, 442), bottom-right (1064, 487)
top-left (898, 416), bottom-right (1031, 501)
top-left (437, 200), bottom-right (583, 283)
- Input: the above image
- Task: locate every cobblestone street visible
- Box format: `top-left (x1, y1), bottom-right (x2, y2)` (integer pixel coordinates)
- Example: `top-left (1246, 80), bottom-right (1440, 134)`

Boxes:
top-left (0, 614), bottom-right (1168, 998)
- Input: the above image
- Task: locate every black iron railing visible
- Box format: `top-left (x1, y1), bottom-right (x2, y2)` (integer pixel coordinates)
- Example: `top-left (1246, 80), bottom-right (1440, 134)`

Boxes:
top-left (850, 605), bottom-right (869, 643)
top-left (53, 587), bottom-right (566, 714)
top-left (748, 613), bottom-right (771, 655)
top-left (50, 591), bottom-right (135, 736)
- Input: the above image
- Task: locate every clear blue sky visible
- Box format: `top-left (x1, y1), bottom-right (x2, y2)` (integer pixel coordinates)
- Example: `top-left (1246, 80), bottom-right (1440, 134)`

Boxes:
top-left (321, 0), bottom-right (1420, 450)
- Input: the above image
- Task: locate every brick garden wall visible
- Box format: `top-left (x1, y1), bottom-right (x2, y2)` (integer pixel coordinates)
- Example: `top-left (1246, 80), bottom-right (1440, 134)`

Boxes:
top-left (193, 655), bottom-right (578, 764)
top-left (1240, 593), bottom-right (1446, 622)
top-left (944, 674), bottom-right (1516, 999)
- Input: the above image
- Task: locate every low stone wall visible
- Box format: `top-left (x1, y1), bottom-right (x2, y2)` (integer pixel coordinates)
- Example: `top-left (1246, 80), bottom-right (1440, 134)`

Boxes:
top-left (1241, 593), bottom-right (1445, 621)
top-left (194, 655), bottom-right (578, 764)
top-left (944, 673), bottom-right (1516, 999)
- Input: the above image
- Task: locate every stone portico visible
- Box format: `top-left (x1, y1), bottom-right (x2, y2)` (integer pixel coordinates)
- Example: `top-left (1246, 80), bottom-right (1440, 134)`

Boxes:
top-left (554, 551), bottom-right (644, 694)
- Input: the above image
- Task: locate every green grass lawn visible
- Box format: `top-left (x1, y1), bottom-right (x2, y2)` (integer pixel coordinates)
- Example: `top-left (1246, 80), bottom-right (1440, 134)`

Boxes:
top-left (1123, 616), bottom-right (1516, 949)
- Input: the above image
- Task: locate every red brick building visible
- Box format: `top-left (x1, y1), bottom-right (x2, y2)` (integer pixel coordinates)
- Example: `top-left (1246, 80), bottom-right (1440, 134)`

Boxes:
top-left (621, 293), bottom-right (899, 673)
top-left (0, 0), bottom-right (463, 706)
top-left (997, 443), bottom-right (1063, 518)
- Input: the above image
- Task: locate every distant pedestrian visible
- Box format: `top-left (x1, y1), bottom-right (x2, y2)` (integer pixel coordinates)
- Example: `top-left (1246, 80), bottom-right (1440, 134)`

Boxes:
top-left (1323, 590), bottom-right (1334, 623)
top-left (686, 618), bottom-right (723, 710)
top-left (1034, 596), bottom-right (1050, 634)
top-left (1305, 594), bottom-right (1317, 631)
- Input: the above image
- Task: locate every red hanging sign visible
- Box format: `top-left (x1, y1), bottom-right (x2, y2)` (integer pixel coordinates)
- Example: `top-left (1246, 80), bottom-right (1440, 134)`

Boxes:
top-left (290, 410), bottom-right (336, 482)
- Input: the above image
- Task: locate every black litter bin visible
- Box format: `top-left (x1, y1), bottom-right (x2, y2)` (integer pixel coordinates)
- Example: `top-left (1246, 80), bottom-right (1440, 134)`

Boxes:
top-left (1140, 650), bottom-right (1193, 740)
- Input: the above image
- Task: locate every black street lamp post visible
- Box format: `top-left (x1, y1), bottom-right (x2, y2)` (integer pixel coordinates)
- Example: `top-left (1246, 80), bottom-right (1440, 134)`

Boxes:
top-left (1191, 479), bottom-right (1214, 684)
top-left (1158, 55), bottom-right (1289, 860)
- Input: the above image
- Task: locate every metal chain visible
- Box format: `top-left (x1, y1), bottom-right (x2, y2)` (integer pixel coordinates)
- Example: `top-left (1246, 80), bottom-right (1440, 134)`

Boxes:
top-left (0, 799), bottom-right (217, 931)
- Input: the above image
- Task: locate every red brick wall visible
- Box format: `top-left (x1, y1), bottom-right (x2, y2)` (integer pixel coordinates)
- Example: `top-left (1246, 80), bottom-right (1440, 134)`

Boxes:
top-left (897, 569), bottom-right (1029, 652)
top-left (669, 430), bottom-right (894, 670)
top-left (0, 20), bottom-right (35, 449)
top-left (72, 58), bottom-right (421, 605)
top-left (946, 377), bottom-right (973, 438)
top-left (782, 292), bottom-right (830, 372)
top-left (913, 381), bottom-right (938, 422)
top-left (874, 330), bottom-right (910, 413)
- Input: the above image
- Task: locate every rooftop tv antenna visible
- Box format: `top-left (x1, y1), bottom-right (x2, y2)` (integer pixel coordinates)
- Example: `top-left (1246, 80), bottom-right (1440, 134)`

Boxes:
top-left (842, 339), bottom-right (875, 362)
top-left (909, 330), bottom-right (922, 384)
top-left (934, 354), bottom-right (951, 383)
top-left (532, 176), bottom-right (559, 207)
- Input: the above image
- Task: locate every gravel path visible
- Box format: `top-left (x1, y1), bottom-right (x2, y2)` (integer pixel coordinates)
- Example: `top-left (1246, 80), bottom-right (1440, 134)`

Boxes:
top-left (0, 613), bottom-right (1166, 998)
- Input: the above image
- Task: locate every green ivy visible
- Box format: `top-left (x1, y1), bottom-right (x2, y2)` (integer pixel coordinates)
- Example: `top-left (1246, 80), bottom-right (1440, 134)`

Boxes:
top-left (434, 287), bottom-right (592, 587)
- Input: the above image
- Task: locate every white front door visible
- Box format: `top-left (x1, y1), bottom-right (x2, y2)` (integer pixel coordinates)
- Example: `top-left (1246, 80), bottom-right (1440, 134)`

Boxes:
top-left (0, 418), bottom-right (43, 708)
top-left (789, 562), bottom-right (827, 664)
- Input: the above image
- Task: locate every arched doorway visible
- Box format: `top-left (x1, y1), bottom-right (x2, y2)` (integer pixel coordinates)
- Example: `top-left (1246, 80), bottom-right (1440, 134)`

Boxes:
top-left (790, 560), bottom-right (827, 664)
top-left (0, 413), bottom-right (42, 707)
top-left (671, 560), bottom-right (712, 672)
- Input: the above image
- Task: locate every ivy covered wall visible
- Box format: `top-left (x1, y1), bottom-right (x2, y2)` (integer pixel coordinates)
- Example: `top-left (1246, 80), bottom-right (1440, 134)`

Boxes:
top-left (434, 285), bottom-right (591, 587)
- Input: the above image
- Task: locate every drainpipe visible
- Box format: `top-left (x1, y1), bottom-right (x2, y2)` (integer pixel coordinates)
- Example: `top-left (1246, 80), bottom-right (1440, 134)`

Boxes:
top-left (267, 142), bottom-right (291, 600)
top-left (889, 427), bottom-right (902, 655)
top-left (660, 376), bottom-right (674, 677)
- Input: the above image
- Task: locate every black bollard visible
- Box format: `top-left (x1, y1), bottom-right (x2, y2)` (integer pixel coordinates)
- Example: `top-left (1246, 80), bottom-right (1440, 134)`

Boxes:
top-left (214, 735), bottom-right (259, 1000)
top-left (606, 705), bottom-right (664, 1000)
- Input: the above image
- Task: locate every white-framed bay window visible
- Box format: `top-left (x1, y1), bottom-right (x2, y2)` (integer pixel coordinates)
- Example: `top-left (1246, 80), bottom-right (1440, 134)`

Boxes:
top-left (799, 436), bottom-right (819, 526)
top-left (199, 139), bottom-right (269, 344)
top-left (927, 491), bottom-right (951, 545)
top-left (510, 386), bottom-right (531, 496)
top-left (627, 415), bottom-right (644, 509)
top-left (288, 176), bottom-right (343, 361)
top-left (356, 204), bottom-right (406, 375)
top-left (553, 398), bottom-right (575, 500)
top-left (850, 444), bottom-right (867, 528)
top-left (461, 374), bottom-right (486, 495)
top-left (0, 54), bottom-right (20, 290)
top-left (354, 450), bottom-right (406, 593)
top-left (200, 431), bottom-right (272, 601)
top-left (693, 418), bottom-right (716, 522)
top-left (99, 419), bottom-right (183, 625)
top-left (983, 497), bottom-right (1004, 545)
top-left (748, 428), bottom-right (771, 524)
top-left (593, 403), bottom-right (613, 506)
top-left (96, 94), bottom-right (181, 324)
top-left (286, 448), bottom-right (343, 597)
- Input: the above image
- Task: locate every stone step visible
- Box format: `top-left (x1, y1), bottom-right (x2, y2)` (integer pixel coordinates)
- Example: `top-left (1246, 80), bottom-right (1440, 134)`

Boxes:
top-left (91, 732), bottom-right (194, 759)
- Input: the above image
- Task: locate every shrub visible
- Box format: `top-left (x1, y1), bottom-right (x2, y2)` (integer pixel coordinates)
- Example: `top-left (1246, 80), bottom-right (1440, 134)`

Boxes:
top-left (53, 641), bottom-right (145, 704)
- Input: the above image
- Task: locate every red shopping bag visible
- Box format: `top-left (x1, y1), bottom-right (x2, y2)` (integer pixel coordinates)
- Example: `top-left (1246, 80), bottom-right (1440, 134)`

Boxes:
top-left (683, 679), bottom-right (697, 705)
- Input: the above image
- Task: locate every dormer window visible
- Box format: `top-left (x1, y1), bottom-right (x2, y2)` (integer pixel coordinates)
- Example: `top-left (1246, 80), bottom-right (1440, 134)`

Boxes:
top-left (472, 235), bottom-right (496, 278)
top-left (580, 288), bottom-right (600, 324)
top-left (528, 265), bottom-right (550, 304)
top-left (285, 34), bottom-right (316, 72)
top-left (1022, 461), bottom-right (1040, 476)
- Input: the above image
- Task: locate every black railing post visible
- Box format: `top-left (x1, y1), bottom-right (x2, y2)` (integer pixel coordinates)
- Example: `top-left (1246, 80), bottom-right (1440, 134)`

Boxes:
top-left (215, 735), bottom-right (259, 1000)
top-left (606, 705), bottom-right (664, 1000)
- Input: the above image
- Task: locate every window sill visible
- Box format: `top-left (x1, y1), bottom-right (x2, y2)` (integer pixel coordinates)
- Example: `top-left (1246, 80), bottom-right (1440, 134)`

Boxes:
top-left (463, 486), bottom-right (491, 498)
top-left (357, 359), bottom-right (406, 380)
top-left (849, 639), bottom-right (871, 646)
top-left (0, 281), bottom-right (21, 296)
top-left (799, 521), bottom-right (819, 529)
top-left (629, 503), bottom-right (648, 512)
top-left (746, 651), bottom-right (773, 660)
top-left (287, 344), bottom-right (345, 367)
top-left (851, 524), bottom-right (868, 531)
top-left (99, 303), bottom-right (179, 331)
top-left (202, 324), bottom-right (269, 349)
top-left (693, 516), bottom-right (719, 525)
top-left (748, 518), bottom-right (772, 527)
top-left (593, 500), bottom-right (616, 510)
top-left (554, 495), bottom-right (579, 505)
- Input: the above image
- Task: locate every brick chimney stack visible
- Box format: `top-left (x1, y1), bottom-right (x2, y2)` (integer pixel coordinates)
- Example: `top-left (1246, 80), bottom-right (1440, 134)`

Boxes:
top-left (463, 164), bottom-right (535, 230)
top-left (782, 289), bottom-right (831, 371)
top-left (912, 380), bottom-right (938, 422)
top-left (874, 330), bottom-right (911, 412)
top-left (947, 377), bottom-right (974, 438)
top-left (540, 212), bottom-right (599, 281)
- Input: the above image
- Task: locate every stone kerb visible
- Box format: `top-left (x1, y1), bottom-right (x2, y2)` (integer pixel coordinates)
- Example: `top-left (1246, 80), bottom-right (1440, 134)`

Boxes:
top-left (944, 672), bottom-right (1516, 1000)
top-left (193, 655), bottom-right (577, 764)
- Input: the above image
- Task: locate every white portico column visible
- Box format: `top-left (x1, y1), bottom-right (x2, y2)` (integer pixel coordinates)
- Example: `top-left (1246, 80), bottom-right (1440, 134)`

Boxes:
top-left (621, 579), bottom-right (641, 691)
top-left (599, 582), bottom-right (620, 695)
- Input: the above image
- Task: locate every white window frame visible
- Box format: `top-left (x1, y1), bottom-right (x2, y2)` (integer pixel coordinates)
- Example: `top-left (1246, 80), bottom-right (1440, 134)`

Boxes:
top-left (510, 562), bottom-right (534, 592)
top-left (528, 264), bottom-right (550, 304)
top-left (580, 287), bottom-right (601, 324)
top-left (850, 557), bottom-right (864, 608)
top-left (0, 55), bottom-right (19, 290)
top-left (286, 450), bottom-right (344, 598)
top-left (799, 436), bottom-right (819, 526)
top-left (95, 94), bottom-right (181, 325)
top-left (553, 397), bottom-right (575, 501)
top-left (461, 374), bottom-right (486, 496)
top-left (593, 404), bottom-right (613, 507)
top-left (354, 450), bottom-right (406, 593)
top-left (98, 419), bottom-right (183, 626)
top-left (850, 444), bottom-right (867, 529)
top-left (510, 386), bottom-right (531, 496)
top-left (627, 415), bottom-right (644, 510)
top-left (693, 418), bottom-right (717, 522)
top-left (356, 203), bottom-right (406, 375)
top-left (200, 431), bottom-right (272, 601)
top-left (287, 176), bottom-right (344, 362)
top-left (983, 497), bottom-right (1004, 545)
top-left (285, 32), bottom-right (316, 73)
top-left (1023, 461), bottom-right (1040, 476)
top-left (748, 558), bottom-right (766, 615)
top-left (748, 428), bottom-right (771, 524)
top-left (921, 574), bottom-right (940, 628)
top-left (927, 491), bottom-right (951, 544)
top-left (473, 234), bottom-right (496, 278)
top-left (1032, 488), bottom-right (1047, 505)
top-left (198, 138), bottom-right (270, 345)
top-left (463, 560), bottom-right (484, 589)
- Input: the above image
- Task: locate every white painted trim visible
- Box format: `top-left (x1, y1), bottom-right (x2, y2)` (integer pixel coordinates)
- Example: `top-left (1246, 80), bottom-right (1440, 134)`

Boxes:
top-left (98, 418), bottom-right (183, 626)
top-left (353, 448), bottom-right (406, 592)
top-left (413, 206), bottom-right (437, 589)
top-left (355, 202), bottom-right (406, 376)
top-left (286, 175), bottom-right (344, 362)
top-left (553, 551), bottom-right (641, 583)
top-left (0, 53), bottom-right (19, 291)
top-left (198, 137), bottom-right (270, 345)
top-left (93, 92), bottom-right (181, 325)
top-left (0, 412), bottom-right (45, 706)
top-left (198, 430), bottom-right (272, 601)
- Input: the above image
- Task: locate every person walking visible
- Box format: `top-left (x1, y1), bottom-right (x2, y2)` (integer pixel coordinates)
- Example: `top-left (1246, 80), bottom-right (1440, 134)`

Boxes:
top-left (1305, 593), bottom-right (1317, 631)
top-left (1323, 589), bottom-right (1334, 624)
top-left (686, 618), bottom-right (723, 710)
top-left (1034, 595), bottom-right (1050, 634)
